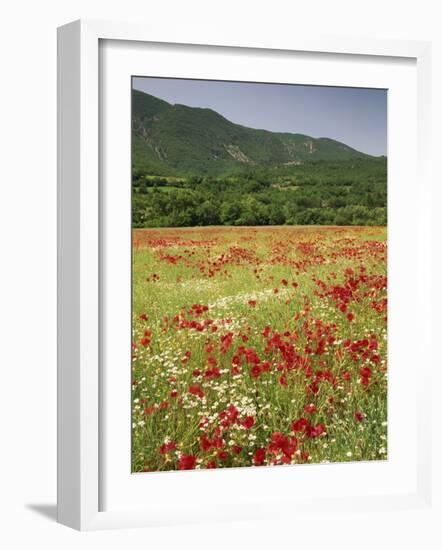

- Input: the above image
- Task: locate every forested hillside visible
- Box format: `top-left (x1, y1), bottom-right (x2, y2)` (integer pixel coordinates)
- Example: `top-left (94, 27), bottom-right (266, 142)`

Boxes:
top-left (132, 89), bottom-right (372, 177)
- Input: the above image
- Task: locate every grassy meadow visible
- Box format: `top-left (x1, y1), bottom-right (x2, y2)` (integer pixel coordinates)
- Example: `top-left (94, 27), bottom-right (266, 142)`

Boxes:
top-left (131, 226), bottom-right (387, 472)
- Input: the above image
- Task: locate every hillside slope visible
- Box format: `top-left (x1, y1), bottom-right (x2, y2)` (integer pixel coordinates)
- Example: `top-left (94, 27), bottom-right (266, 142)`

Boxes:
top-left (132, 89), bottom-right (373, 176)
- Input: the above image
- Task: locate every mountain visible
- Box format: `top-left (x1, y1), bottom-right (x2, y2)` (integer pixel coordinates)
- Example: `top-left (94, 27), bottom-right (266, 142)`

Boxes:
top-left (132, 89), bottom-right (373, 177)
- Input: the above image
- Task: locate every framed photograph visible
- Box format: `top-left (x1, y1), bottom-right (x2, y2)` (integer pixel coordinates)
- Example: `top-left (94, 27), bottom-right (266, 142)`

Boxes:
top-left (57, 19), bottom-right (433, 530)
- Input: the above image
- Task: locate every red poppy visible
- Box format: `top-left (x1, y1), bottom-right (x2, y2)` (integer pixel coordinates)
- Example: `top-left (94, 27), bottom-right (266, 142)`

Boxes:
top-left (242, 416), bottom-right (255, 429)
top-left (159, 441), bottom-right (176, 455)
top-left (200, 435), bottom-right (212, 452)
top-left (360, 366), bottom-right (372, 377)
top-left (179, 454), bottom-right (197, 470)
top-left (188, 384), bottom-right (204, 399)
top-left (250, 365), bottom-right (261, 378)
top-left (292, 417), bottom-right (309, 433)
top-left (253, 448), bottom-right (266, 466)
top-left (231, 354), bottom-right (241, 366)
top-left (217, 451), bottom-right (229, 461)
top-left (266, 432), bottom-right (297, 461)
top-left (220, 332), bottom-right (234, 354)
top-left (245, 349), bottom-right (260, 365)
top-left (204, 367), bottom-right (221, 379)
top-left (227, 404), bottom-right (239, 422)
top-left (262, 326), bottom-right (272, 338)
top-left (306, 423), bottom-right (325, 438)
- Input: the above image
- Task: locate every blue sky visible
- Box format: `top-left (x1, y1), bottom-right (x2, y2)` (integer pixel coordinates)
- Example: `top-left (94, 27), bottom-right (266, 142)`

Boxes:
top-left (133, 77), bottom-right (387, 156)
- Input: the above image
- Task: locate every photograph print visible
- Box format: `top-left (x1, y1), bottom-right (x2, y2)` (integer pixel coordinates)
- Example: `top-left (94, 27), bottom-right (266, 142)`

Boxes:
top-left (131, 77), bottom-right (387, 472)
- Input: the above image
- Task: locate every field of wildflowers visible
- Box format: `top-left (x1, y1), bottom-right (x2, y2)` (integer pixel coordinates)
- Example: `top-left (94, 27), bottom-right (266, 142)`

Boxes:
top-left (131, 226), bottom-right (387, 472)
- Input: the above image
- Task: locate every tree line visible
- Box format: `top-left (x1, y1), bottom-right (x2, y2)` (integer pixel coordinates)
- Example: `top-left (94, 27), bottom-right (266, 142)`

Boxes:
top-left (132, 159), bottom-right (387, 228)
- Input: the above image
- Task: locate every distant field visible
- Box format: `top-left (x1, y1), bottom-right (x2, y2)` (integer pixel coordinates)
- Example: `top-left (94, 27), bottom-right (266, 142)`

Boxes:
top-left (131, 226), bottom-right (387, 472)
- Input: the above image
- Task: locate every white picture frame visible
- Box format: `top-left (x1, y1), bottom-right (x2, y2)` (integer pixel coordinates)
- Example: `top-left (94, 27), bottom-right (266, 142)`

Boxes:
top-left (57, 19), bottom-right (433, 531)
